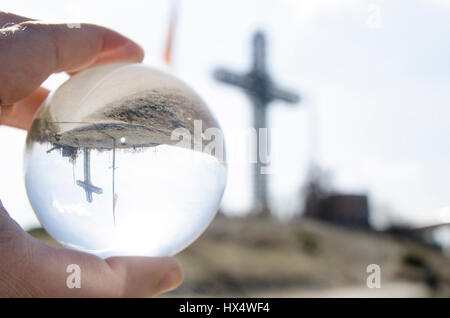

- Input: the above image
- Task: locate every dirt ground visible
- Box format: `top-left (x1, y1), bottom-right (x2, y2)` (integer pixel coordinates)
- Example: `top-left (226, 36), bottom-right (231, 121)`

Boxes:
top-left (29, 215), bottom-right (450, 298)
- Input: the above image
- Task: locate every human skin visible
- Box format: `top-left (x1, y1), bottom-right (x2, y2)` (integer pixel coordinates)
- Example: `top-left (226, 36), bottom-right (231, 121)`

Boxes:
top-left (0, 11), bottom-right (183, 297)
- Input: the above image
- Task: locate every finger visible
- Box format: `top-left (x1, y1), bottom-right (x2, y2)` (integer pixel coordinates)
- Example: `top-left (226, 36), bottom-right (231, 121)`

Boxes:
top-left (0, 21), bottom-right (144, 105)
top-left (65, 40), bottom-right (143, 76)
top-left (0, 198), bottom-right (27, 241)
top-left (18, 245), bottom-right (183, 297)
top-left (0, 200), bottom-right (182, 297)
top-left (0, 212), bottom-right (183, 298)
top-left (0, 87), bottom-right (49, 130)
top-left (105, 256), bottom-right (184, 297)
top-left (0, 198), bottom-right (9, 218)
top-left (0, 11), bottom-right (35, 27)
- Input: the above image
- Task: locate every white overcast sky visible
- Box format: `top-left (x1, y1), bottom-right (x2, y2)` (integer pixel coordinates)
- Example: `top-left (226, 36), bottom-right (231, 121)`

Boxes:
top-left (1, 0), bottom-right (450, 229)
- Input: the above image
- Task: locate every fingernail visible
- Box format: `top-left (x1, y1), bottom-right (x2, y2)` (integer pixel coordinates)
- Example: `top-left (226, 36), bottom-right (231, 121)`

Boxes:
top-left (159, 268), bottom-right (183, 293)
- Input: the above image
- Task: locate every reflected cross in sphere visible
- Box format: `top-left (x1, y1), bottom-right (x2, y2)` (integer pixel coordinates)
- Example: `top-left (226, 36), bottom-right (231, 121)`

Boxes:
top-left (76, 148), bottom-right (103, 203)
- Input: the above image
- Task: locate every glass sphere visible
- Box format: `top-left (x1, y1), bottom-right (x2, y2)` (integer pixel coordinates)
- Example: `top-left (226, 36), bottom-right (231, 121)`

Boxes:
top-left (24, 63), bottom-right (227, 258)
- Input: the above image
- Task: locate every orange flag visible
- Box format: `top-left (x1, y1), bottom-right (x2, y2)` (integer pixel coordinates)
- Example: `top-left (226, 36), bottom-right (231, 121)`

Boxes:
top-left (164, 0), bottom-right (180, 66)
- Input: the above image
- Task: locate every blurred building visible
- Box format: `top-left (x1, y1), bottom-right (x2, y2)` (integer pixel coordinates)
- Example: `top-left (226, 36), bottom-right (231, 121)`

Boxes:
top-left (302, 168), bottom-right (370, 228)
top-left (304, 193), bottom-right (370, 228)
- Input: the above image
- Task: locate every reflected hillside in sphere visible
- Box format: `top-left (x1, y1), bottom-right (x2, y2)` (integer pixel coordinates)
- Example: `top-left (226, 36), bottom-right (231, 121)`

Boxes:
top-left (24, 63), bottom-right (227, 258)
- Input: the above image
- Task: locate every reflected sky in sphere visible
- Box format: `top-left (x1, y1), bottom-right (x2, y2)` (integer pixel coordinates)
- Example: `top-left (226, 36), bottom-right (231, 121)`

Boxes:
top-left (25, 142), bottom-right (226, 257)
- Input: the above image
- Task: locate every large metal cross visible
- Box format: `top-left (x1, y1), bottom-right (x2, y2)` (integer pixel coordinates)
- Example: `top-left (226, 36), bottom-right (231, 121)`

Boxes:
top-left (76, 148), bottom-right (103, 203)
top-left (214, 30), bottom-right (300, 213)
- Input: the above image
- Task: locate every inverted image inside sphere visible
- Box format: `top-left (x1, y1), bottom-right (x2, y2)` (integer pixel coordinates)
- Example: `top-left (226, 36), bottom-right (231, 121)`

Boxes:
top-left (25, 63), bottom-right (227, 258)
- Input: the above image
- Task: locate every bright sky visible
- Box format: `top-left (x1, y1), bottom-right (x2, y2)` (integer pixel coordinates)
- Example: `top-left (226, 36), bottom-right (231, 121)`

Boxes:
top-left (1, 0), bottom-right (450, 230)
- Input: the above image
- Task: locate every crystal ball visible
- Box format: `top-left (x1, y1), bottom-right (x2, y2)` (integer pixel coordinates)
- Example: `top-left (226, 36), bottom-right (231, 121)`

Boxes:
top-left (24, 63), bottom-right (227, 258)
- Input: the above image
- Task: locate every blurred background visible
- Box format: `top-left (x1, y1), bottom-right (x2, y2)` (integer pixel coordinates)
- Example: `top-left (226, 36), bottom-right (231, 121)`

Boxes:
top-left (2, 0), bottom-right (450, 297)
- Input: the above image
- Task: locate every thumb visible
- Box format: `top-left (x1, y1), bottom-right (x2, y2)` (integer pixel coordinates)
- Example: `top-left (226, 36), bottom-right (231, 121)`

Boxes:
top-left (0, 198), bottom-right (26, 235)
top-left (105, 256), bottom-right (184, 297)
